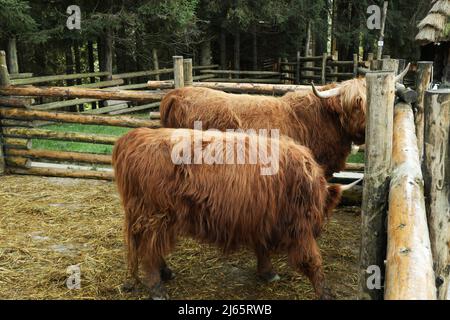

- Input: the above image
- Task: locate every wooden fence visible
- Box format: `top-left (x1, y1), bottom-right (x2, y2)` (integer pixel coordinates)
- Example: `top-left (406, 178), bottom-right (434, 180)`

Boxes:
top-left (0, 51), bottom-right (449, 300)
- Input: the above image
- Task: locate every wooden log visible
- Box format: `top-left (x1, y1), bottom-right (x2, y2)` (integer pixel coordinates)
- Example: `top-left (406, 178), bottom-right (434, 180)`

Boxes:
top-left (345, 162), bottom-right (365, 172)
top-left (147, 80), bottom-right (320, 95)
top-left (6, 148), bottom-right (112, 165)
top-left (173, 56), bottom-right (184, 89)
top-left (359, 71), bottom-right (396, 300)
top-left (192, 65), bottom-right (219, 70)
top-left (0, 119), bottom-right (34, 127)
top-left (82, 104), bottom-right (128, 115)
top-left (396, 83), bottom-right (418, 104)
top-left (5, 156), bottom-right (31, 168)
top-left (3, 127), bottom-right (118, 145)
top-left (10, 71), bottom-right (110, 85)
top-left (108, 102), bottom-right (160, 115)
top-left (0, 51), bottom-right (11, 86)
top-left (204, 78), bottom-right (283, 84)
top-left (0, 108), bottom-right (160, 128)
top-left (9, 167), bottom-right (113, 180)
top-left (384, 102), bottom-right (436, 300)
top-left (149, 112), bottom-right (161, 120)
top-left (111, 68), bottom-right (173, 80)
top-left (3, 138), bottom-right (32, 150)
top-left (353, 54), bottom-right (359, 77)
top-left (73, 79), bottom-right (124, 88)
top-left (9, 73), bottom-right (33, 80)
top-left (32, 98), bottom-right (100, 111)
top-left (0, 97), bottom-right (32, 108)
top-left (381, 59), bottom-right (399, 73)
top-left (0, 86), bottom-right (164, 102)
top-left (321, 55), bottom-right (328, 85)
top-left (423, 89), bottom-right (450, 300)
top-left (414, 62), bottom-right (433, 162)
top-left (199, 69), bottom-right (282, 76)
top-left (183, 59), bottom-right (193, 86)
top-left (152, 48), bottom-right (160, 81)
top-left (193, 74), bottom-right (215, 81)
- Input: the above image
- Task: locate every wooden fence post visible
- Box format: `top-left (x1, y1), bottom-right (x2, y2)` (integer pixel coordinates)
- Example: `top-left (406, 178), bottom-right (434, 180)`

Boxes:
top-left (0, 51), bottom-right (11, 86)
top-left (415, 62), bottom-right (433, 162)
top-left (321, 54), bottom-right (327, 84)
top-left (296, 51), bottom-right (300, 84)
top-left (353, 54), bottom-right (359, 77)
top-left (173, 56), bottom-right (184, 89)
top-left (423, 89), bottom-right (450, 300)
top-left (381, 59), bottom-right (399, 74)
top-left (359, 71), bottom-right (396, 300)
top-left (384, 102), bottom-right (436, 300)
top-left (153, 49), bottom-right (160, 81)
top-left (0, 50), bottom-right (10, 175)
top-left (7, 37), bottom-right (19, 75)
top-left (183, 58), bottom-right (193, 86)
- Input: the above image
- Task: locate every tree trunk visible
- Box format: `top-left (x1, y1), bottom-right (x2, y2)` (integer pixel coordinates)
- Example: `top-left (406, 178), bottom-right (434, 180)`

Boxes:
top-left (234, 30), bottom-right (240, 72)
top-left (220, 27), bottom-right (227, 69)
top-left (200, 40), bottom-right (212, 66)
top-left (73, 40), bottom-right (82, 85)
top-left (65, 42), bottom-right (74, 86)
top-left (87, 41), bottom-right (96, 83)
top-left (153, 48), bottom-right (160, 81)
top-left (252, 27), bottom-right (258, 71)
top-left (7, 37), bottom-right (19, 74)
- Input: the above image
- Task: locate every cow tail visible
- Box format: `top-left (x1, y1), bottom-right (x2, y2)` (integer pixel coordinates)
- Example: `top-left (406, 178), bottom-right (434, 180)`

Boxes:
top-left (160, 92), bottom-right (179, 127)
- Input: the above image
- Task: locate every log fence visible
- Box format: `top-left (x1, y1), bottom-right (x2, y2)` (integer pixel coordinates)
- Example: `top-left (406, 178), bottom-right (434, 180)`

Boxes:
top-left (1, 51), bottom-right (448, 300)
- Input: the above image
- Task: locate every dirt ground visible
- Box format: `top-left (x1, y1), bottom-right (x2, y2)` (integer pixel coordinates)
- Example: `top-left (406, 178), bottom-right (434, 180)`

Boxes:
top-left (0, 175), bottom-right (361, 300)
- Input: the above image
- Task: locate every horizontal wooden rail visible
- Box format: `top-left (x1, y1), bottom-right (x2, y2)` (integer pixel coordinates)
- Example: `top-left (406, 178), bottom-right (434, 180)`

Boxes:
top-left (204, 78), bottom-right (283, 84)
top-left (199, 69), bottom-right (282, 76)
top-left (384, 102), bottom-right (436, 300)
top-left (112, 68), bottom-right (173, 80)
top-left (0, 97), bottom-right (33, 108)
top-left (73, 79), bottom-right (124, 88)
top-left (147, 80), bottom-right (320, 95)
top-left (192, 64), bottom-right (219, 70)
top-left (3, 127), bottom-right (118, 145)
top-left (10, 71), bottom-right (110, 85)
top-left (6, 148), bottom-right (112, 165)
top-left (0, 108), bottom-right (160, 128)
top-left (9, 73), bottom-right (33, 79)
top-left (0, 85), bottom-right (164, 102)
top-left (3, 138), bottom-right (32, 150)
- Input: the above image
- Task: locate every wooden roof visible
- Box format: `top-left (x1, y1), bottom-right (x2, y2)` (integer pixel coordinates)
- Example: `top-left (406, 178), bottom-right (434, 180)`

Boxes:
top-left (416, 0), bottom-right (450, 45)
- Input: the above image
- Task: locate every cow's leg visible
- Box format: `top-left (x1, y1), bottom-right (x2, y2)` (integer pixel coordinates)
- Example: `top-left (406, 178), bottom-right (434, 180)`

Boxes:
top-left (160, 259), bottom-right (175, 281)
top-left (141, 253), bottom-right (169, 300)
top-left (289, 238), bottom-right (334, 300)
top-left (255, 246), bottom-right (280, 283)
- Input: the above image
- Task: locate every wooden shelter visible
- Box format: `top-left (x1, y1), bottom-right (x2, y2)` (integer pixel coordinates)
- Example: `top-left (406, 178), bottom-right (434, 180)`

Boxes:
top-left (416, 0), bottom-right (450, 86)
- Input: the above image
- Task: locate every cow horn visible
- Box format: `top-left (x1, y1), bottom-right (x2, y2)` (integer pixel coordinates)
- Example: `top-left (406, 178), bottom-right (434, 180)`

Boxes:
top-left (395, 63), bottom-right (411, 83)
top-left (312, 82), bottom-right (342, 99)
top-left (337, 177), bottom-right (363, 192)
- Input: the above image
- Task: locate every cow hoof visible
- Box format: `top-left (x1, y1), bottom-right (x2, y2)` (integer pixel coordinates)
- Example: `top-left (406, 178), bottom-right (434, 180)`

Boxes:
top-left (150, 283), bottom-right (169, 300)
top-left (121, 280), bottom-right (138, 293)
top-left (259, 271), bottom-right (281, 283)
top-left (160, 266), bottom-right (175, 281)
top-left (319, 288), bottom-right (335, 300)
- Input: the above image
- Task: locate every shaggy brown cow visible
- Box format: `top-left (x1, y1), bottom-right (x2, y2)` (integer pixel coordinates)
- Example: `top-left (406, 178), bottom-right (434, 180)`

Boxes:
top-left (160, 67), bottom-right (409, 178)
top-left (112, 127), bottom-right (360, 300)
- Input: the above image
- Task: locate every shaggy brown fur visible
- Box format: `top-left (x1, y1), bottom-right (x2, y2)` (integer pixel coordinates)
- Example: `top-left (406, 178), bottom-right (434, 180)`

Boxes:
top-left (112, 128), bottom-right (344, 299)
top-left (160, 78), bottom-right (366, 178)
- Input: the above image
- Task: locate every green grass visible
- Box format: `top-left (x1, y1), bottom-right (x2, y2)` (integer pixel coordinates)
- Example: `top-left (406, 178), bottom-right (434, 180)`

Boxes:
top-left (347, 152), bottom-right (364, 164)
top-left (32, 123), bottom-right (131, 154)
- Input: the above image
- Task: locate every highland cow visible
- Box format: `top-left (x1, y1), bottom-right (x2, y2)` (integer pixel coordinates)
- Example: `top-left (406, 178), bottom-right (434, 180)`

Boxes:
top-left (159, 66), bottom-right (409, 178)
top-left (112, 127), bottom-right (361, 300)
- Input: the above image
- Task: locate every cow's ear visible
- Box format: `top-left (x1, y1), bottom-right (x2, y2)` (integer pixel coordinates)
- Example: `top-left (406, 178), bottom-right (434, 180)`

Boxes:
top-left (325, 184), bottom-right (342, 215)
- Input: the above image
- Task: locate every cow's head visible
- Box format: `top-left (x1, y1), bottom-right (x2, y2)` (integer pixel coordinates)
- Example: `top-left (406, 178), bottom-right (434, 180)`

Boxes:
top-left (311, 64), bottom-right (410, 145)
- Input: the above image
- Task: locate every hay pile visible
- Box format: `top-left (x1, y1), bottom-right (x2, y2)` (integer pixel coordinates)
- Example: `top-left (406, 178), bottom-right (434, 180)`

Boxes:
top-left (0, 175), bottom-right (360, 300)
